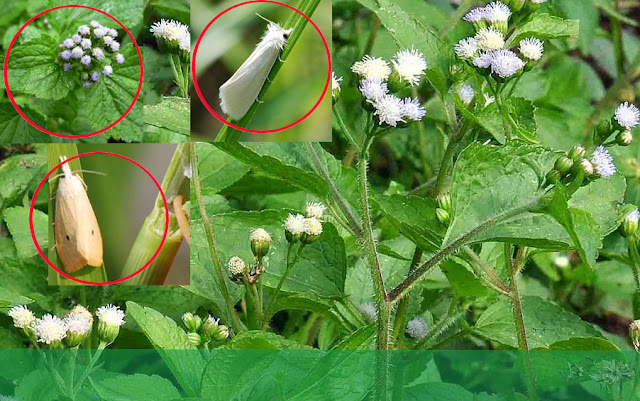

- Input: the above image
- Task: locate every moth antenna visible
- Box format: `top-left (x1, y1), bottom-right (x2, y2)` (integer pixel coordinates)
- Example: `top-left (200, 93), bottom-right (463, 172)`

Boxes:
top-left (255, 13), bottom-right (276, 25)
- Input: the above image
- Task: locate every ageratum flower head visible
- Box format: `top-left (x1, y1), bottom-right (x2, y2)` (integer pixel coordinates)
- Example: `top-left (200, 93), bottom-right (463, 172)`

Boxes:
top-left (454, 38), bottom-right (478, 60)
top-left (306, 202), bottom-right (326, 219)
top-left (285, 213), bottom-right (305, 243)
top-left (352, 55), bottom-right (391, 81)
top-left (402, 97), bottom-right (426, 121)
top-left (332, 71), bottom-right (342, 99)
top-left (373, 94), bottom-right (405, 126)
top-left (406, 318), bottom-right (428, 340)
top-left (33, 314), bottom-right (67, 347)
top-left (458, 84), bottom-right (475, 105)
top-left (359, 78), bottom-right (389, 102)
top-left (483, 1), bottom-right (511, 32)
top-left (475, 27), bottom-right (505, 51)
top-left (8, 305), bottom-right (35, 329)
top-left (302, 217), bottom-right (323, 243)
top-left (519, 37), bottom-right (544, 61)
top-left (614, 102), bottom-right (639, 130)
top-left (489, 50), bottom-right (524, 79)
top-left (391, 49), bottom-right (427, 86)
top-left (150, 19), bottom-right (190, 60)
top-left (463, 7), bottom-right (486, 29)
top-left (96, 304), bottom-right (125, 344)
top-left (591, 146), bottom-right (616, 178)
top-left (472, 52), bottom-right (493, 69)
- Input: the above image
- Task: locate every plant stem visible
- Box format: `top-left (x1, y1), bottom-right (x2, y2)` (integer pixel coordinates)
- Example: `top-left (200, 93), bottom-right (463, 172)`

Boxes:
top-left (627, 237), bottom-right (640, 318)
top-left (363, 16), bottom-right (381, 56)
top-left (433, 134), bottom-right (459, 199)
top-left (214, 0), bottom-right (321, 142)
top-left (332, 104), bottom-right (361, 151)
top-left (190, 143), bottom-right (245, 332)
top-left (392, 248), bottom-right (422, 349)
top-left (265, 243), bottom-right (305, 323)
top-left (72, 341), bottom-right (107, 396)
top-left (464, 246), bottom-right (511, 295)
top-left (612, 0), bottom-right (625, 78)
top-left (506, 244), bottom-right (539, 401)
top-left (245, 282), bottom-right (263, 329)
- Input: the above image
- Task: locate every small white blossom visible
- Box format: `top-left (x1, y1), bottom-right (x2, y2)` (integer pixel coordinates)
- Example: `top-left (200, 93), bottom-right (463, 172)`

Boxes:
top-left (179, 33), bottom-right (190, 52)
top-left (8, 305), bottom-right (35, 329)
top-left (71, 47), bottom-right (83, 59)
top-left (463, 7), bottom-right (486, 23)
top-left (103, 36), bottom-right (113, 45)
top-left (591, 146), bottom-right (616, 178)
top-left (33, 314), bottom-right (67, 344)
top-left (80, 38), bottom-right (91, 50)
top-left (285, 213), bottom-right (306, 235)
top-left (615, 102), bottom-right (639, 130)
top-left (475, 27), bottom-right (505, 51)
top-left (553, 254), bottom-right (570, 268)
top-left (250, 228), bottom-right (271, 243)
top-left (61, 50), bottom-right (71, 60)
top-left (359, 303), bottom-right (377, 321)
top-left (90, 20), bottom-right (101, 28)
top-left (473, 52), bottom-right (493, 69)
top-left (115, 54), bottom-right (125, 64)
top-left (489, 50), bottom-right (524, 78)
top-left (110, 41), bottom-right (120, 52)
top-left (484, 93), bottom-right (496, 107)
top-left (64, 315), bottom-right (91, 335)
top-left (359, 78), bottom-right (389, 102)
top-left (391, 49), bottom-right (427, 86)
top-left (332, 71), bottom-right (342, 98)
top-left (373, 95), bottom-right (405, 126)
top-left (227, 256), bottom-right (246, 275)
top-left (402, 97), bottom-right (426, 121)
top-left (78, 25), bottom-right (90, 35)
top-left (63, 38), bottom-right (74, 48)
top-left (94, 27), bottom-right (108, 38)
top-left (91, 71), bottom-right (100, 82)
top-left (80, 55), bottom-right (91, 66)
top-left (306, 202), bottom-right (326, 219)
top-left (150, 19), bottom-right (190, 44)
top-left (351, 55), bottom-right (391, 81)
top-left (103, 65), bottom-right (113, 76)
top-left (96, 304), bottom-right (125, 327)
top-left (406, 318), bottom-right (428, 339)
top-left (109, 28), bottom-right (118, 37)
top-left (454, 37), bottom-right (478, 60)
top-left (303, 217), bottom-right (323, 236)
top-left (63, 63), bottom-right (72, 71)
top-left (92, 47), bottom-right (105, 60)
top-left (67, 305), bottom-right (93, 326)
top-left (458, 84), bottom-right (475, 105)
top-left (519, 38), bottom-right (544, 61)
top-left (484, 1), bottom-right (511, 23)
top-left (72, 34), bottom-right (82, 43)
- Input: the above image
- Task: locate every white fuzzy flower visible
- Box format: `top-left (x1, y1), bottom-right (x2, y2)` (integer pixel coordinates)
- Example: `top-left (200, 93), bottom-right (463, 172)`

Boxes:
top-left (475, 27), bottom-right (505, 51)
top-left (373, 95), bottom-right (405, 126)
top-left (303, 217), bottom-right (323, 236)
top-left (615, 102), bottom-right (639, 130)
top-left (64, 315), bottom-right (91, 335)
top-left (484, 93), bottom-right (496, 107)
top-left (463, 7), bottom-right (486, 23)
top-left (103, 36), bottom-right (113, 45)
top-left (110, 41), bottom-right (120, 52)
top-left (8, 305), bottom-right (35, 329)
top-left (115, 54), bottom-right (125, 64)
top-left (95, 304), bottom-right (125, 327)
top-left (359, 302), bottom-right (377, 321)
top-left (109, 28), bottom-right (118, 37)
top-left (80, 55), bottom-right (91, 66)
top-left (406, 318), bottom-right (428, 339)
top-left (78, 25), bottom-right (90, 35)
top-left (591, 146), bottom-right (616, 178)
top-left (402, 97), bottom-right (426, 121)
top-left (63, 38), bottom-right (74, 48)
top-left (454, 37), bottom-right (478, 60)
top-left (351, 55), bottom-right (391, 81)
top-left (72, 34), bottom-right (82, 43)
top-left (150, 19), bottom-right (190, 43)
top-left (179, 33), bottom-right (190, 52)
top-left (250, 227), bottom-right (271, 243)
top-left (553, 254), bottom-right (570, 268)
top-left (94, 27), bottom-right (108, 38)
top-left (33, 314), bottom-right (67, 344)
top-left (227, 256), bottom-right (246, 275)
top-left (80, 38), bottom-right (91, 50)
top-left (90, 20), bottom-right (101, 28)
top-left (103, 65), bottom-right (113, 76)
top-left (92, 47), bottom-right (105, 60)
top-left (391, 49), bottom-right (427, 86)
top-left (91, 71), bottom-right (100, 82)
top-left (489, 49), bottom-right (524, 78)
top-left (458, 84), bottom-right (475, 105)
top-left (63, 63), bottom-right (72, 71)
top-left (332, 71), bottom-right (342, 98)
top-left (67, 305), bottom-right (93, 326)
top-left (484, 1), bottom-right (511, 23)
top-left (71, 47), bottom-right (83, 59)
top-left (306, 202), bottom-right (326, 219)
top-left (285, 213), bottom-right (306, 235)
top-left (519, 37), bottom-right (544, 61)
top-left (359, 77), bottom-right (389, 102)
top-left (472, 52), bottom-right (493, 69)
top-left (60, 50), bottom-right (71, 60)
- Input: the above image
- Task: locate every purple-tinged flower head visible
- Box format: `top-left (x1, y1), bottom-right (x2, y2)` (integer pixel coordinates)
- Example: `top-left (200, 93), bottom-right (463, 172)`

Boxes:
top-left (72, 34), bottom-right (82, 43)
top-left (94, 27), bottom-right (108, 38)
top-left (401, 97), bottom-right (426, 121)
top-left (110, 41), bottom-right (120, 52)
top-left (71, 47), bottom-right (83, 59)
top-left (80, 55), bottom-right (91, 66)
top-left (115, 54), bottom-right (125, 64)
top-left (90, 20), bottom-right (100, 28)
top-left (591, 146), bottom-right (616, 178)
top-left (103, 65), bottom-right (113, 76)
top-left (92, 47), bottom-right (105, 60)
top-left (472, 52), bottom-right (492, 69)
top-left (359, 77), bottom-right (389, 102)
top-left (489, 49), bottom-right (524, 78)
top-left (82, 81), bottom-right (92, 88)
top-left (78, 25), bottom-right (90, 35)
top-left (91, 71), bottom-right (100, 82)
top-left (454, 38), bottom-right (478, 60)
top-left (104, 36), bottom-right (113, 45)
top-left (484, 1), bottom-right (511, 23)
top-left (463, 7), bottom-right (486, 23)
top-left (109, 28), bottom-right (118, 37)
top-left (81, 38), bottom-right (91, 50)
top-left (373, 95), bottom-right (406, 127)
top-left (391, 49), bottom-right (427, 86)
top-left (61, 50), bottom-right (71, 60)
top-left (63, 38), bottom-right (74, 48)
top-left (63, 63), bottom-right (72, 71)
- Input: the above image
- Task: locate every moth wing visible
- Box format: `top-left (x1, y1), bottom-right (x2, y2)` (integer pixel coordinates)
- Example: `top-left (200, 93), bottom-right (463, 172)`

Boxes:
top-left (55, 181), bottom-right (87, 273)
top-left (219, 42), bottom-right (280, 120)
top-left (76, 191), bottom-right (103, 267)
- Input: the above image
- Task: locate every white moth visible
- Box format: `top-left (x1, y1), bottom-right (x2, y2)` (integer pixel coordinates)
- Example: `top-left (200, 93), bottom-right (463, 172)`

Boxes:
top-left (54, 156), bottom-right (103, 273)
top-left (219, 14), bottom-right (293, 120)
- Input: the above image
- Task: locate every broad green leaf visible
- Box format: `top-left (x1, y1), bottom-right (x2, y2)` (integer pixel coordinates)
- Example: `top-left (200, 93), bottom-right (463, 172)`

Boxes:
top-left (441, 259), bottom-right (490, 299)
top-left (546, 337), bottom-right (620, 350)
top-left (93, 374), bottom-right (181, 401)
top-left (5, 207), bottom-right (47, 259)
top-left (374, 194), bottom-right (444, 252)
top-left (332, 324), bottom-right (375, 350)
top-left (455, 101), bottom-right (505, 144)
top-left (0, 239), bottom-right (52, 311)
top-left (557, 0), bottom-right (599, 53)
top-left (46, 0), bottom-right (144, 35)
top-left (6, 35), bottom-right (74, 100)
top-left (125, 302), bottom-right (204, 397)
top-left (509, 97), bottom-right (537, 142)
top-left (0, 286), bottom-right (33, 309)
top-left (0, 152), bottom-right (48, 221)
top-left (143, 96), bottom-right (189, 143)
top-left (222, 331), bottom-right (313, 350)
top-left (15, 369), bottom-right (57, 401)
top-left (146, 0), bottom-right (190, 23)
top-left (425, 68), bottom-right (448, 98)
top-left (195, 142), bottom-right (250, 197)
top-left (508, 14), bottom-right (580, 45)
top-left (474, 296), bottom-right (612, 349)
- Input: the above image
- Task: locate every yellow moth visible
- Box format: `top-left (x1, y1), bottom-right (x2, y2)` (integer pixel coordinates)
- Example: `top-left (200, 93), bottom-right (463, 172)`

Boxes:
top-left (54, 157), bottom-right (103, 273)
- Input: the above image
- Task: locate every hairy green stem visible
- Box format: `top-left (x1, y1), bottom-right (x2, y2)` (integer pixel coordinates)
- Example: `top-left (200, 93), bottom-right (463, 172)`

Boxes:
top-left (332, 104), bottom-right (361, 151)
top-left (465, 247), bottom-right (511, 295)
top-left (265, 243), bottom-right (306, 323)
top-left (627, 237), bottom-right (640, 318)
top-left (392, 248), bottom-right (422, 349)
top-left (190, 143), bottom-right (245, 332)
top-left (612, 0), bottom-right (625, 78)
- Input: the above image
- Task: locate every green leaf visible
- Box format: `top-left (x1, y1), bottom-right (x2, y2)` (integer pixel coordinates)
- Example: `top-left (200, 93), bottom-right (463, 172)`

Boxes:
top-left (509, 97), bottom-right (537, 142)
top-left (143, 96), bottom-right (189, 142)
top-left (93, 374), bottom-right (181, 401)
top-left (508, 14), bottom-right (580, 45)
top-left (474, 296), bottom-right (611, 349)
top-left (403, 383), bottom-right (474, 401)
top-left (146, 0), bottom-right (190, 23)
top-left (195, 143), bottom-right (250, 197)
top-left (546, 337), bottom-right (620, 350)
top-left (456, 101), bottom-right (506, 144)
top-left (5, 207), bottom-right (47, 259)
top-left (0, 153), bottom-right (48, 220)
top-left (557, 0), bottom-right (600, 53)
top-left (125, 302), bottom-right (204, 397)
top-left (0, 287), bottom-right (33, 309)
top-left (6, 35), bottom-right (74, 100)
top-left (332, 324), bottom-right (375, 350)
top-left (441, 259), bottom-right (490, 299)
top-left (222, 331), bottom-right (313, 350)
top-left (374, 194), bottom-right (444, 252)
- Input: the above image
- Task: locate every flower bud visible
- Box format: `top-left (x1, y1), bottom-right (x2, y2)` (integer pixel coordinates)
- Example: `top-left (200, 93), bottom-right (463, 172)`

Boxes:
top-left (95, 304), bottom-right (125, 344)
top-left (554, 156), bottom-right (573, 176)
top-left (187, 332), bottom-right (202, 346)
top-left (250, 228), bottom-right (271, 259)
top-left (182, 312), bottom-right (202, 332)
top-left (544, 170), bottom-right (561, 186)
top-left (597, 119), bottom-right (613, 138)
top-left (284, 213), bottom-right (305, 243)
top-left (436, 208), bottom-right (450, 225)
top-left (621, 209), bottom-right (640, 237)
top-left (568, 145), bottom-right (586, 163)
top-left (631, 320), bottom-right (640, 351)
top-left (302, 217), bottom-right (323, 244)
top-left (510, 0), bottom-right (526, 12)
top-left (202, 316), bottom-right (228, 342)
top-left (213, 325), bottom-right (229, 341)
top-left (617, 130), bottom-right (633, 146)
top-left (64, 315), bottom-right (92, 347)
top-left (227, 256), bottom-right (247, 283)
top-left (436, 193), bottom-right (452, 214)
top-left (580, 159), bottom-right (595, 176)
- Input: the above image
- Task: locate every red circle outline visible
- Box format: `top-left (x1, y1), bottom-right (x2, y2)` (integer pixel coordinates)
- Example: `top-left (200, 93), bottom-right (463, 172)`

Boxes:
top-left (29, 152), bottom-right (169, 285)
top-left (3, 6), bottom-right (144, 139)
top-left (192, 0), bottom-right (331, 134)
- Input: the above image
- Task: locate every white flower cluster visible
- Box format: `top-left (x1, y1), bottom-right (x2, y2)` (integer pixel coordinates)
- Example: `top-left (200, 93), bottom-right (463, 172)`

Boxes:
top-left (615, 102), bottom-right (639, 131)
top-left (406, 317), bottom-right (428, 340)
top-left (352, 51), bottom-right (427, 127)
top-left (284, 202), bottom-right (326, 242)
top-left (590, 146), bottom-right (616, 179)
top-left (455, 1), bottom-right (545, 80)
top-left (150, 19), bottom-right (190, 58)
top-left (332, 71), bottom-right (342, 99)
top-left (58, 20), bottom-right (125, 87)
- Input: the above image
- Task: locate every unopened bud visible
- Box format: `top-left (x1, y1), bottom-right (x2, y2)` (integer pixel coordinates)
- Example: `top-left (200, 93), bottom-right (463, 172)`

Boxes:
top-left (250, 228), bottom-right (271, 259)
top-left (202, 316), bottom-right (227, 341)
top-left (617, 130), bottom-right (633, 146)
top-left (544, 170), bottom-right (561, 186)
top-left (580, 159), bottom-right (594, 176)
top-left (554, 156), bottom-right (573, 175)
top-left (213, 325), bottom-right (229, 341)
top-left (227, 256), bottom-right (246, 283)
top-left (622, 209), bottom-right (640, 237)
top-left (187, 332), bottom-right (202, 346)
top-left (568, 145), bottom-right (586, 163)
top-left (436, 193), bottom-right (452, 214)
top-left (436, 208), bottom-right (450, 225)
top-left (630, 320), bottom-right (640, 351)
top-left (597, 119), bottom-right (613, 138)
top-left (182, 312), bottom-right (202, 332)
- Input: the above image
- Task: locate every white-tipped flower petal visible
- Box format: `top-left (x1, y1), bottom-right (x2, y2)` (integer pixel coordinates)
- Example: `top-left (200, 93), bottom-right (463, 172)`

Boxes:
top-left (391, 49), bottom-right (427, 86)
top-left (33, 314), bottom-right (67, 344)
top-left (591, 146), bottom-right (616, 178)
top-left (519, 37), bottom-right (544, 61)
top-left (489, 49), bottom-right (524, 78)
top-left (351, 55), bottom-right (391, 81)
top-left (615, 102), bottom-right (639, 130)
top-left (475, 27), bottom-right (505, 51)
top-left (484, 1), bottom-right (511, 23)
top-left (373, 95), bottom-right (405, 126)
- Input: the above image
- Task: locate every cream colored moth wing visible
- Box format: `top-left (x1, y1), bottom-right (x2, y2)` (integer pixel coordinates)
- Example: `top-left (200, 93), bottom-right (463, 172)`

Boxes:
top-left (55, 164), bottom-right (103, 273)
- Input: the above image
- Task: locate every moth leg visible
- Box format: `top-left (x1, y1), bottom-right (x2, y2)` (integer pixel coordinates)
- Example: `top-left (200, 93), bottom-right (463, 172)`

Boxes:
top-left (256, 99), bottom-right (264, 104)
top-left (278, 56), bottom-right (286, 63)
top-left (266, 77), bottom-right (272, 83)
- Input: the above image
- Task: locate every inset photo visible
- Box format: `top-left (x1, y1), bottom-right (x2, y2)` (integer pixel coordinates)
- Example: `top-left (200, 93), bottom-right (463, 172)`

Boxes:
top-left (191, 0), bottom-right (331, 142)
top-left (39, 143), bottom-right (190, 285)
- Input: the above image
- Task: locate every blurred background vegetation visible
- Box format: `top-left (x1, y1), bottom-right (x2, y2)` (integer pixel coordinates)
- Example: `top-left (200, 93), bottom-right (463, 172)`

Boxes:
top-left (190, 0), bottom-right (331, 142)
